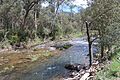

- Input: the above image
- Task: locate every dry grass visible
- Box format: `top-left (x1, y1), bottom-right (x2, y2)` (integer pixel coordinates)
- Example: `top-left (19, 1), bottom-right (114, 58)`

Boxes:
top-left (0, 48), bottom-right (60, 75)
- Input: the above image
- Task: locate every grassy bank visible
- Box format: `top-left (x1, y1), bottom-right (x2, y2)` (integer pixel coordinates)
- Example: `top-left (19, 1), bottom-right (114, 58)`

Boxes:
top-left (96, 50), bottom-right (120, 80)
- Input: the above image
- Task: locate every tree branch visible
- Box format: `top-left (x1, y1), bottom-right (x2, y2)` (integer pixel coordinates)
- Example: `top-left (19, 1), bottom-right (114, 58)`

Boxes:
top-left (23, 0), bottom-right (41, 28)
top-left (91, 36), bottom-right (99, 44)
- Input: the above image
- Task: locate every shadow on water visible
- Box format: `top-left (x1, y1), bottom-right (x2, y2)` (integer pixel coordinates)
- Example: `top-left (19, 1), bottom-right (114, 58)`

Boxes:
top-left (12, 38), bottom-right (99, 80)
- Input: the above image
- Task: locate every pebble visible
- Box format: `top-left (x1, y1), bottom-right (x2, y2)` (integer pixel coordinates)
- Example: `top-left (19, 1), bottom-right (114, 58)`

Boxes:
top-left (0, 63), bottom-right (2, 66)
top-left (1, 57), bottom-right (4, 59)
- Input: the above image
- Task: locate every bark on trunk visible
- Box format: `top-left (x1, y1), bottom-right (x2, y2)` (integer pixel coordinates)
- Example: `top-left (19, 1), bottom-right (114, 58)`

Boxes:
top-left (85, 21), bottom-right (93, 67)
top-left (101, 44), bottom-right (104, 58)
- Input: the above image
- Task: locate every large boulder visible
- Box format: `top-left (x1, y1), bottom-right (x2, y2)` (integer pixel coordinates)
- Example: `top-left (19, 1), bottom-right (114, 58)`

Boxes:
top-left (64, 63), bottom-right (86, 72)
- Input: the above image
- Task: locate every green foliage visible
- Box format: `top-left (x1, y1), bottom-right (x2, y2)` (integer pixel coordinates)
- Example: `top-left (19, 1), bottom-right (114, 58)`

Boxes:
top-left (71, 32), bottom-right (83, 38)
top-left (0, 31), bottom-right (4, 41)
top-left (17, 30), bottom-right (29, 42)
top-left (0, 0), bottom-right (84, 45)
top-left (28, 55), bottom-right (39, 62)
top-left (54, 23), bottom-right (63, 36)
top-left (9, 34), bottom-right (19, 45)
top-left (82, 0), bottom-right (120, 58)
top-left (62, 44), bottom-right (72, 49)
top-left (96, 51), bottom-right (120, 80)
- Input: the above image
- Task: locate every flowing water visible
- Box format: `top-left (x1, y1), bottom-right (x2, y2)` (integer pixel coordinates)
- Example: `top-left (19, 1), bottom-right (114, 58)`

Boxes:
top-left (5, 38), bottom-right (98, 80)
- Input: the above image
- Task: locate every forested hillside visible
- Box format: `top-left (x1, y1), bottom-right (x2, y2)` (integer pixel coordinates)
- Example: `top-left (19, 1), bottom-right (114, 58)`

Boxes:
top-left (0, 0), bottom-right (84, 49)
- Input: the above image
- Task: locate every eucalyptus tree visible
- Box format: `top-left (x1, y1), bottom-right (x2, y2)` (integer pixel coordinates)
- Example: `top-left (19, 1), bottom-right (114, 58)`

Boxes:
top-left (0, 0), bottom-right (84, 48)
top-left (81, 0), bottom-right (120, 65)
top-left (90, 0), bottom-right (120, 58)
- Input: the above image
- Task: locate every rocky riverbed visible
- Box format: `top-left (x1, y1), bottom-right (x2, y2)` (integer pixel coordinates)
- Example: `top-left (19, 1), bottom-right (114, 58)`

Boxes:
top-left (0, 37), bottom-right (99, 80)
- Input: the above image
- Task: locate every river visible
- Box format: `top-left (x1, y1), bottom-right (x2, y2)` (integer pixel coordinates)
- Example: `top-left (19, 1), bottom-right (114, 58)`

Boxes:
top-left (3, 37), bottom-right (98, 80)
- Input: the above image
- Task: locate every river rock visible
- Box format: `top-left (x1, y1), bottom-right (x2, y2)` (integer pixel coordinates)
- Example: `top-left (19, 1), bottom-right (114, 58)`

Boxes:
top-left (47, 47), bottom-right (56, 51)
top-left (64, 63), bottom-right (86, 72)
top-left (4, 59), bottom-right (9, 63)
top-left (52, 42), bottom-right (72, 50)
top-left (0, 63), bottom-right (3, 66)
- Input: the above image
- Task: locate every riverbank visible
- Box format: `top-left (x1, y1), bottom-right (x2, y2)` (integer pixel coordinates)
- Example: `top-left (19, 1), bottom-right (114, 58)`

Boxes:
top-left (95, 50), bottom-right (120, 80)
top-left (0, 48), bottom-right (61, 77)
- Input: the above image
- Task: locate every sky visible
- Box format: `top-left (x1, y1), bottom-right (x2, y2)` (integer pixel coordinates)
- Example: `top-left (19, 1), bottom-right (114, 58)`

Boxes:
top-left (41, 0), bottom-right (88, 12)
top-left (72, 0), bottom-right (88, 8)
